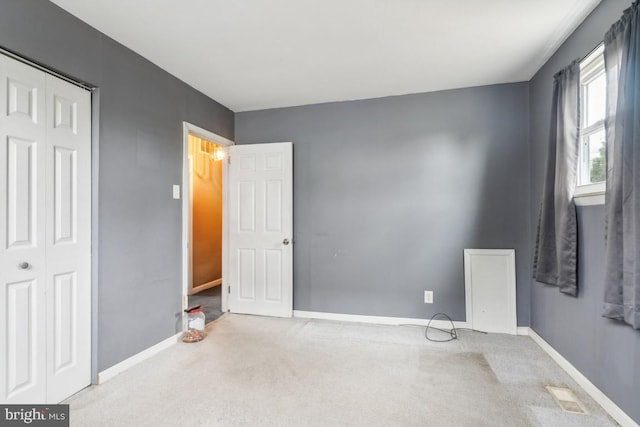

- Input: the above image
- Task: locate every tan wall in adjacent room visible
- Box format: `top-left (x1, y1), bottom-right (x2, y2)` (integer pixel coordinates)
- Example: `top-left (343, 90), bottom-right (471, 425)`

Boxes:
top-left (189, 135), bottom-right (223, 287)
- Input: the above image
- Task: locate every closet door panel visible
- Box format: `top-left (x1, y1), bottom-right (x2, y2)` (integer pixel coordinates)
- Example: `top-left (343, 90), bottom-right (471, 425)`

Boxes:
top-left (0, 54), bottom-right (47, 404)
top-left (45, 74), bottom-right (91, 403)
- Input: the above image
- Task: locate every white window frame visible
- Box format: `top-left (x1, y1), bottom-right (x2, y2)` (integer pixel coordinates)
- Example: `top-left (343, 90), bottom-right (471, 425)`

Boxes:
top-left (575, 44), bottom-right (605, 206)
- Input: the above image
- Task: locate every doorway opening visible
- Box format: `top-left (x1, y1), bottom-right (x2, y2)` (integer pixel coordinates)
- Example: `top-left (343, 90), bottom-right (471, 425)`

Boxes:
top-left (181, 123), bottom-right (233, 325)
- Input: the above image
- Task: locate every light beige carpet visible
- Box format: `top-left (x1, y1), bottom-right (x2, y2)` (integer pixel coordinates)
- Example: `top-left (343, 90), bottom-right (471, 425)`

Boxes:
top-left (66, 314), bottom-right (617, 426)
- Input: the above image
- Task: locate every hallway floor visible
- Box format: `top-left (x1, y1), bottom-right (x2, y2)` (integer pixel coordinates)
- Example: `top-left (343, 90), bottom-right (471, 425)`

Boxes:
top-left (188, 285), bottom-right (223, 324)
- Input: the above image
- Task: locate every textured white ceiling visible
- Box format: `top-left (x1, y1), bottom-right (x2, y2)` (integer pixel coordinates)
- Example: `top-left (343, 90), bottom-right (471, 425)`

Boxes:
top-left (51, 0), bottom-right (601, 111)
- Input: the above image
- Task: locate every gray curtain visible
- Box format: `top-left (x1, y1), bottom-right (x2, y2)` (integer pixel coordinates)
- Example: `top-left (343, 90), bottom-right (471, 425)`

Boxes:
top-left (603, 1), bottom-right (640, 329)
top-left (533, 61), bottom-right (580, 296)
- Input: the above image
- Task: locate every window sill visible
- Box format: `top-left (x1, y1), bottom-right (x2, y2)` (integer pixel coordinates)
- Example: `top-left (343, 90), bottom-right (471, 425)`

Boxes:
top-left (574, 183), bottom-right (605, 206)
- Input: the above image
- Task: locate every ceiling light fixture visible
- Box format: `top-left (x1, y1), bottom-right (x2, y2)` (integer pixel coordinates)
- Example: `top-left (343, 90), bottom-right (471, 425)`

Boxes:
top-left (211, 148), bottom-right (225, 161)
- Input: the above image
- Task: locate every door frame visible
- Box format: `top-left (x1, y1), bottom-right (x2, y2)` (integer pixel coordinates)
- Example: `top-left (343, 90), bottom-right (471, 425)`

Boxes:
top-left (90, 88), bottom-right (100, 385)
top-left (181, 122), bottom-right (234, 319)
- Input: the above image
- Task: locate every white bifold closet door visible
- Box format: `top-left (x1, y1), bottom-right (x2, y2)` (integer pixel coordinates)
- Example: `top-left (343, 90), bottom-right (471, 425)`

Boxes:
top-left (0, 54), bottom-right (91, 404)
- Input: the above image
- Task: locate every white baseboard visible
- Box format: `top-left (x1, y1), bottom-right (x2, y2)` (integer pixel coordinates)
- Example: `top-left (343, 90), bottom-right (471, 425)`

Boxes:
top-left (293, 310), bottom-right (532, 336)
top-left (97, 332), bottom-right (181, 384)
top-left (528, 328), bottom-right (638, 427)
top-left (293, 310), bottom-right (469, 330)
top-left (190, 278), bottom-right (222, 295)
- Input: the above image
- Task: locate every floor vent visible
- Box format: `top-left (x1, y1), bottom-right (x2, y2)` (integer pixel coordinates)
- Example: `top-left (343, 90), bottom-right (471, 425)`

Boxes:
top-left (546, 386), bottom-right (589, 415)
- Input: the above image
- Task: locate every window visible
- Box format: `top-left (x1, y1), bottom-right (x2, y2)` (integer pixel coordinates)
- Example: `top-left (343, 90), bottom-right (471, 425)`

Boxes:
top-left (576, 44), bottom-right (606, 203)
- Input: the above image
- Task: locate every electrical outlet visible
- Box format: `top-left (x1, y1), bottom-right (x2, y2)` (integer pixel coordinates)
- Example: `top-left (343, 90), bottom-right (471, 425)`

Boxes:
top-left (424, 291), bottom-right (433, 304)
top-left (172, 185), bottom-right (180, 199)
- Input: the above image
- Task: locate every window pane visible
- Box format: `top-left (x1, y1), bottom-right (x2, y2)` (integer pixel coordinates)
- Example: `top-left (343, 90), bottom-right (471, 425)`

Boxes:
top-left (585, 72), bottom-right (606, 126)
top-left (587, 129), bottom-right (606, 184)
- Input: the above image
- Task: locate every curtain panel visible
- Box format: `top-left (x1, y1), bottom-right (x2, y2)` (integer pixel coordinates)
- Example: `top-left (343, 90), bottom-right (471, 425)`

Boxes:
top-left (534, 61), bottom-right (581, 296)
top-left (603, 0), bottom-right (640, 329)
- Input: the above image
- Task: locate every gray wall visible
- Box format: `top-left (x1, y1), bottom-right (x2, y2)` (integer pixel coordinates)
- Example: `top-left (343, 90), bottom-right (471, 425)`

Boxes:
top-left (236, 84), bottom-right (532, 325)
top-left (529, 0), bottom-right (640, 422)
top-left (0, 0), bottom-right (234, 372)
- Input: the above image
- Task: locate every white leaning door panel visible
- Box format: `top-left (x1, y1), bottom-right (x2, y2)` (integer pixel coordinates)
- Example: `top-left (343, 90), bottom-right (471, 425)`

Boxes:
top-left (44, 74), bottom-right (91, 403)
top-left (0, 55), bottom-right (48, 403)
top-left (464, 249), bottom-right (517, 335)
top-left (229, 143), bottom-right (293, 317)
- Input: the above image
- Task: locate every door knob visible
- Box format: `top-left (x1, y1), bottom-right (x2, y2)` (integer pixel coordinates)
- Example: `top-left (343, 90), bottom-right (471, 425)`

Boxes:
top-left (283, 238), bottom-right (290, 246)
top-left (18, 262), bottom-right (30, 270)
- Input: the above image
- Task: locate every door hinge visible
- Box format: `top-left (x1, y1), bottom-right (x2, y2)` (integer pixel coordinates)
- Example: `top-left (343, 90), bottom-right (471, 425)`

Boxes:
top-left (227, 155), bottom-right (231, 164)
top-left (228, 285), bottom-right (231, 294)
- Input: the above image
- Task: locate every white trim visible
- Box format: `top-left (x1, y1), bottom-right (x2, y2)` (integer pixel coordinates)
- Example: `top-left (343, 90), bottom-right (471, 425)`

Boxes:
top-left (574, 183), bottom-right (605, 206)
top-left (97, 332), bottom-right (181, 384)
top-left (574, 182), bottom-right (605, 197)
top-left (528, 328), bottom-right (639, 427)
top-left (463, 249), bottom-right (517, 335)
top-left (181, 122), bottom-right (234, 326)
top-left (189, 278), bottom-right (222, 296)
top-left (516, 327), bottom-right (529, 336)
top-left (293, 310), bottom-right (469, 330)
top-left (581, 120), bottom-right (605, 138)
top-left (183, 122), bottom-right (234, 147)
top-left (580, 43), bottom-right (604, 73)
top-left (531, 1), bottom-right (601, 83)
top-left (574, 193), bottom-right (605, 206)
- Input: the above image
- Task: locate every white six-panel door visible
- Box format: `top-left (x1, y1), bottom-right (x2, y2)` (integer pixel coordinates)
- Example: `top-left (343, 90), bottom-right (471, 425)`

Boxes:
top-left (0, 54), bottom-right (91, 404)
top-left (228, 143), bottom-right (293, 317)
